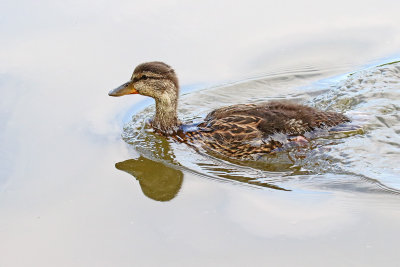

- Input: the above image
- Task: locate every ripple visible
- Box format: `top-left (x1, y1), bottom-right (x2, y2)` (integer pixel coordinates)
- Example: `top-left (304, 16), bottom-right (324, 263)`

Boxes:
top-left (121, 60), bottom-right (400, 193)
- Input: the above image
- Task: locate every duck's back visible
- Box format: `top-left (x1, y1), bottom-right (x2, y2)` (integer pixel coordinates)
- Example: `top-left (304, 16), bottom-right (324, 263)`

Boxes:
top-left (188, 102), bottom-right (349, 158)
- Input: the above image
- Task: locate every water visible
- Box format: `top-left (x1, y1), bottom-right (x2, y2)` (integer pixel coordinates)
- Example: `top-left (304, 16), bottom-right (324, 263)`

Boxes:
top-left (121, 61), bottom-right (400, 196)
top-left (2, 0), bottom-right (400, 266)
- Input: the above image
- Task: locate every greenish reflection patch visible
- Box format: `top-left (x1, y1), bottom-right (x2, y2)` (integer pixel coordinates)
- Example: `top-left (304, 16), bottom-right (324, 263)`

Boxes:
top-left (115, 156), bottom-right (183, 202)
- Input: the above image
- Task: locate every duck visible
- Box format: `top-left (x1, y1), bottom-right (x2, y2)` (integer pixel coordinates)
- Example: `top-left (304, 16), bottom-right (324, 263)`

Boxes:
top-left (109, 61), bottom-right (350, 159)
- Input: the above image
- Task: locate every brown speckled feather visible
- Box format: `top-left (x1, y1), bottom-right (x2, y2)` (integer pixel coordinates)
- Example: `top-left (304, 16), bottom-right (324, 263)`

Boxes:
top-left (180, 101), bottom-right (349, 159)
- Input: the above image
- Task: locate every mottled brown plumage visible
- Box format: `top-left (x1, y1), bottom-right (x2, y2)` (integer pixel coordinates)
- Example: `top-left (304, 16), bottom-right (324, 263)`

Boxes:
top-left (109, 62), bottom-right (350, 159)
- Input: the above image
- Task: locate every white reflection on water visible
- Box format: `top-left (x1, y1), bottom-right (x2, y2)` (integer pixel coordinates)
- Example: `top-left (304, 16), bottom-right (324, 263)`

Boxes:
top-left (2, 0), bottom-right (400, 84)
top-left (1, 0), bottom-right (400, 266)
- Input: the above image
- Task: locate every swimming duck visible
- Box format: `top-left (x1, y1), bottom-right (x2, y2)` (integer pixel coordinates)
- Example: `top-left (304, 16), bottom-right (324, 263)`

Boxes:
top-left (109, 61), bottom-right (350, 159)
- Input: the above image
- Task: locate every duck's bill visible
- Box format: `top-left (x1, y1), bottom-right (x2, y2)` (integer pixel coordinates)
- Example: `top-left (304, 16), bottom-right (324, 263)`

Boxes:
top-left (108, 81), bottom-right (139, 96)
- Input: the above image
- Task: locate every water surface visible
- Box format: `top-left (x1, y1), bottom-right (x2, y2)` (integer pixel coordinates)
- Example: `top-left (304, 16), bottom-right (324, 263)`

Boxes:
top-left (122, 61), bottom-right (400, 196)
top-left (1, 1), bottom-right (400, 266)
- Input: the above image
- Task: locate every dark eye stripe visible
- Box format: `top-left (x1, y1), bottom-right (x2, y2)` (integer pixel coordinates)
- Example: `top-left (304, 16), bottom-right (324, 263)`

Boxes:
top-left (132, 76), bottom-right (164, 82)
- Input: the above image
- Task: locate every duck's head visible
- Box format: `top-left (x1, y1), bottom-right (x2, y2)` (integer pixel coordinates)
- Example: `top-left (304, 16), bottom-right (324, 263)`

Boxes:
top-left (109, 61), bottom-right (179, 101)
top-left (109, 61), bottom-right (181, 133)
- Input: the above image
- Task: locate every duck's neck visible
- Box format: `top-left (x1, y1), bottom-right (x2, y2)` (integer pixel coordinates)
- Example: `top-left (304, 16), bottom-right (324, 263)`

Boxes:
top-left (153, 95), bottom-right (180, 134)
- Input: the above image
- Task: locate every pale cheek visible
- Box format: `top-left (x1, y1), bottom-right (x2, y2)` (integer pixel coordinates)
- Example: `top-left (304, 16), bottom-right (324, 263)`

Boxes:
top-left (144, 90), bottom-right (157, 98)
top-left (135, 83), bottom-right (153, 97)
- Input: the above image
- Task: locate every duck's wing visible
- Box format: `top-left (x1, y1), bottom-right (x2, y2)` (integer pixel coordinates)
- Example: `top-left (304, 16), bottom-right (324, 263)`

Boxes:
top-left (203, 102), bottom-right (350, 137)
top-left (196, 114), bottom-right (280, 158)
top-left (199, 113), bottom-right (264, 143)
top-left (204, 103), bottom-right (259, 121)
top-left (190, 102), bottom-right (349, 158)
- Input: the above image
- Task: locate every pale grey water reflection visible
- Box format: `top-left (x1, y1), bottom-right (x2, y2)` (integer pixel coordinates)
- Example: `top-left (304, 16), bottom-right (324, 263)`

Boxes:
top-left (1, 0), bottom-right (400, 266)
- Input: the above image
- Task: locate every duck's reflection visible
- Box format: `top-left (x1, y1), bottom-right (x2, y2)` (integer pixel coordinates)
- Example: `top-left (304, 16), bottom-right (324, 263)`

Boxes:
top-left (115, 155), bottom-right (291, 202)
top-left (115, 156), bottom-right (183, 202)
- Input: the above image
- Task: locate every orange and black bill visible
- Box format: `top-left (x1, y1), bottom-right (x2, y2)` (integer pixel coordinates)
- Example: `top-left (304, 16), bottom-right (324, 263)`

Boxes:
top-left (108, 81), bottom-right (139, 97)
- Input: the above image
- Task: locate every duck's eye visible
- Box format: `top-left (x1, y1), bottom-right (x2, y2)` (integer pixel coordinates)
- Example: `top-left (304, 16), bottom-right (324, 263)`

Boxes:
top-left (142, 75), bottom-right (148, 80)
